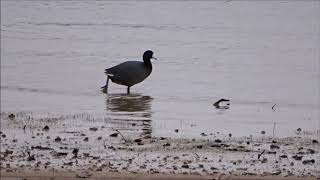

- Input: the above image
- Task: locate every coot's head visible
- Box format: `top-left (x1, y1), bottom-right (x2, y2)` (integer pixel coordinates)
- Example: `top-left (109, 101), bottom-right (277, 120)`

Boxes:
top-left (143, 50), bottom-right (156, 61)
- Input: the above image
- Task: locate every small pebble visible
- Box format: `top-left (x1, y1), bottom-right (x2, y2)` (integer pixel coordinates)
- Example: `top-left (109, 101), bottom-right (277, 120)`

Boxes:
top-left (54, 136), bottom-right (62, 142)
top-left (292, 155), bottom-right (303, 161)
top-left (109, 133), bottom-right (118, 137)
top-left (279, 155), bottom-right (288, 158)
top-left (89, 127), bottom-right (98, 131)
top-left (42, 125), bottom-right (49, 131)
top-left (181, 164), bottom-right (189, 169)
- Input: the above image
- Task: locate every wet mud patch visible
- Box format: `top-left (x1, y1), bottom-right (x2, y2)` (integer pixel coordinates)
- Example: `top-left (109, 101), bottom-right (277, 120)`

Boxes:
top-left (0, 112), bottom-right (319, 179)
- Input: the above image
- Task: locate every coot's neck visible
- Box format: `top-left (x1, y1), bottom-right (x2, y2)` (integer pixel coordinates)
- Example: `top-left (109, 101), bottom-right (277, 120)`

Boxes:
top-left (143, 58), bottom-right (152, 68)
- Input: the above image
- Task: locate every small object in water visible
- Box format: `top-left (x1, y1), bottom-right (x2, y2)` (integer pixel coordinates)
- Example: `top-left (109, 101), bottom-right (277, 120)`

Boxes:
top-left (174, 129), bottom-right (179, 133)
top-left (261, 130), bottom-right (266, 135)
top-left (42, 125), bottom-right (49, 131)
top-left (312, 139), bottom-right (319, 144)
top-left (213, 98), bottom-right (230, 109)
top-left (101, 50), bottom-right (157, 94)
top-left (214, 139), bottom-right (222, 143)
top-left (134, 138), bottom-right (142, 143)
top-left (296, 128), bottom-right (302, 134)
top-left (8, 114), bottom-right (15, 120)
top-left (272, 104), bottom-right (276, 111)
top-left (83, 137), bottom-right (89, 142)
top-left (228, 133), bottom-right (232, 138)
top-left (200, 132), bottom-right (207, 136)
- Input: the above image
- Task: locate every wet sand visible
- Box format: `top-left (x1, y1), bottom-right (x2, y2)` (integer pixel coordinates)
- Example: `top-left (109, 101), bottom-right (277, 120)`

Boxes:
top-left (1, 170), bottom-right (318, 180)
top-left (1, 112), bottom-right (319, 180)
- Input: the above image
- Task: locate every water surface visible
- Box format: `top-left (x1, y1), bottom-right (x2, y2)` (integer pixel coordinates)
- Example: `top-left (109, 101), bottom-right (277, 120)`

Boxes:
top-left (1, 0), bottom-right (319, 138)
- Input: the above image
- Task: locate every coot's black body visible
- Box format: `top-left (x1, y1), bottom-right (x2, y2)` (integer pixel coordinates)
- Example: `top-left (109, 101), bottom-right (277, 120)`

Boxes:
top-left (102, 50), bottom-right (155, 94)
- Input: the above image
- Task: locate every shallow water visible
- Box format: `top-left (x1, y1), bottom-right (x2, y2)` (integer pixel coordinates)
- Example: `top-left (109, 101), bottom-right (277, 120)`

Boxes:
top-left (1, 0), bottom-right (320, 138)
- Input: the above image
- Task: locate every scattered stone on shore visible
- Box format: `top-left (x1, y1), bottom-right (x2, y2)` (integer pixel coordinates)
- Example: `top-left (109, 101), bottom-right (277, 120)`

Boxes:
top-left (42, 125), bottom-right (50, 131)
top-left (302, 159), bottom-right (315, 165)
top-left (292, 155), bottom-right (303, 161)
top-left (89, 127), bottom-right (98, 132)
top-left (54, 136), bottom-right (62, 142)
top-left (270, 144), bottom-right (280, 149)
top-left (110, 133), bottom-right (118, 137)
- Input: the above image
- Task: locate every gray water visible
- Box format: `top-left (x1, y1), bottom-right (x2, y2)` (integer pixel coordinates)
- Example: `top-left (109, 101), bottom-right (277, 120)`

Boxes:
top-left (1, 0), bottom-right (320, 138)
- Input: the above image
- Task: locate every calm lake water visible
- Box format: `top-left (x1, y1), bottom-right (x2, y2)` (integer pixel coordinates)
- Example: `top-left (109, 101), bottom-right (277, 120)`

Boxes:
top-left (1, 0), bottom-right (319, 138)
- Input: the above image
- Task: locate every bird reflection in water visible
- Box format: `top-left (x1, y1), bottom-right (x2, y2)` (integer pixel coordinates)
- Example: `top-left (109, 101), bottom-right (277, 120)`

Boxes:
top-left (105, 93), bottom-right (153, 138)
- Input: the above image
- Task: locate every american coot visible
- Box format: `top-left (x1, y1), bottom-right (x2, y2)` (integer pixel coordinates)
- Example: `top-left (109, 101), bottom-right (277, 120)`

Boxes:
top-left (101, 50), bottom-right (156, 94)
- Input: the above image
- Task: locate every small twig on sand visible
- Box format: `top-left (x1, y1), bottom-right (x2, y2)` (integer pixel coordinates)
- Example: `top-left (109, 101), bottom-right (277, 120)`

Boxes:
top-left (272, 104), bottom-right (276, 111)
top-left (258, 150), bottom-right (265, 160)
top-left (273, 122), bottom-right (277, 137)
top-left (115, 129), bottom-right (127, 143)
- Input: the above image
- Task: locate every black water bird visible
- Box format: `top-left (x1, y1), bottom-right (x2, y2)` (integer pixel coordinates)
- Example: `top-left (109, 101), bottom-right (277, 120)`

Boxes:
top-left (102, 50), bottom-right (156, 94)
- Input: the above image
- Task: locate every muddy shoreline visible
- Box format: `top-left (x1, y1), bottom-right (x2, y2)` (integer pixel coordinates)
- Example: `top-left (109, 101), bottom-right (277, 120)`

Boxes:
top-left (1, 112), bottom-right (319, 179)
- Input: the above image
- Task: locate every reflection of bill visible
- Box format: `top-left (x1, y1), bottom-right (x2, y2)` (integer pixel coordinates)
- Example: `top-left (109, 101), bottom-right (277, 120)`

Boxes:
top-left (105, 93), bottom-right (153, 138)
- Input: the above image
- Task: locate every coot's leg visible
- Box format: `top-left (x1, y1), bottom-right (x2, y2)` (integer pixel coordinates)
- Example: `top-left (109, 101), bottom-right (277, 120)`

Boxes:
top-left (127, 86), bottom-right (130, 94)
top-left (102, 76), bottom-right (109, 94)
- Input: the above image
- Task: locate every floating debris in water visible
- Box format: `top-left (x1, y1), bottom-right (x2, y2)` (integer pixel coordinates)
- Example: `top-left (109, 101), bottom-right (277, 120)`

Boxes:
top-left (213, 98), bottom-right (230, 109)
